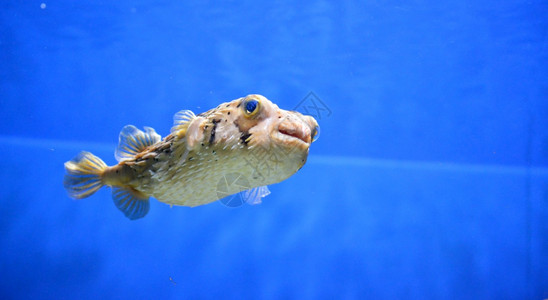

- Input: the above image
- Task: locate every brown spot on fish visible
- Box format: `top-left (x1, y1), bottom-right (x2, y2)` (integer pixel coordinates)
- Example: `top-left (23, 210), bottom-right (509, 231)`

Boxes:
top-left (240, 132), bottom-right (251, 145)
top-left (209, 119), bottom-right (221, 145)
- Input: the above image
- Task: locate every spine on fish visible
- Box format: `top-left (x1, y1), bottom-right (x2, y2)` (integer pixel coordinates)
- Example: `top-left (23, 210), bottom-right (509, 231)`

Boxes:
top-left (63, 151), bottom-right (107, 199)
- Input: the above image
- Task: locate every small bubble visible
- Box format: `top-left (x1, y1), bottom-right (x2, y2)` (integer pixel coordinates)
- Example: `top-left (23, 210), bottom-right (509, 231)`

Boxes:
top-left (312, 125), bottom-right (320, 142)
top-left (40, 3), bottom-right (46, 9)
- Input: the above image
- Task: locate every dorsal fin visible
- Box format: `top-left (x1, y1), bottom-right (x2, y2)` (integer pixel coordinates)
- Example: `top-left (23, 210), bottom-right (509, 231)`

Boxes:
top-left (115, 125), bottom-right (161, 162)
top-left (171, 109), bottom-right (196, 138)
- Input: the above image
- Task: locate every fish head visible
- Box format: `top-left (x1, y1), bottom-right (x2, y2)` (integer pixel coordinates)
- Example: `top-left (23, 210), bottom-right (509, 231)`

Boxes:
top-left (186, 94), bottom-right (319, 184)
top-left (229, 94), bottom-right (320, 181)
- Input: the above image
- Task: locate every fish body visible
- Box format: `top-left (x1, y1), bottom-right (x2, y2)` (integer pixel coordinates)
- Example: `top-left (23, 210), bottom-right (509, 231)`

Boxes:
top-left (64, 95), bottom-right (319, 220)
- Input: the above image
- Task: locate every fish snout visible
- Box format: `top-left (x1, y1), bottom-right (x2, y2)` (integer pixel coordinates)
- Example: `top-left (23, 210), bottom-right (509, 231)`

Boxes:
top-left (276, 113), bottom-right (319, 145)
top-left (303, 115), bottom-right (320, 143)
top-left (278, 118), bottom-right (311, 144)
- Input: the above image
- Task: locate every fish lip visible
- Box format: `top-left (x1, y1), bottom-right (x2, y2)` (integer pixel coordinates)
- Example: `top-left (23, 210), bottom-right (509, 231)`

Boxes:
top-left (272, 113), bottom-right (313, 150)
top-left (273, 125), bottom-right (311, 151)
top-left (273, 131), bottom-right (309, 149)
top-left (278, 127), bottom-right (309, 144)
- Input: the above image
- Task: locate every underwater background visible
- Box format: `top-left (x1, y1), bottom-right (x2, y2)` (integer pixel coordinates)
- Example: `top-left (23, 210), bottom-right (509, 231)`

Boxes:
top-left (1, 0), bottom-right (547, 299)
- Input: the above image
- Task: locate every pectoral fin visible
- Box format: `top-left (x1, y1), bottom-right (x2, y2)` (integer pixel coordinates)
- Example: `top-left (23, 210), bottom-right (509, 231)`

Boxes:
top-left (241, 186), bottom-right (271, 205)
top-left (171, 110), bottom-right (196, 137)
top-left (171, 109), bottom-right (207, 149)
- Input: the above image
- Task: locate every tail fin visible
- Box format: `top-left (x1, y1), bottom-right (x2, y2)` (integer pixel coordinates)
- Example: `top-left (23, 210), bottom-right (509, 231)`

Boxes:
top-left (64, 151), bottom-right (107, 199)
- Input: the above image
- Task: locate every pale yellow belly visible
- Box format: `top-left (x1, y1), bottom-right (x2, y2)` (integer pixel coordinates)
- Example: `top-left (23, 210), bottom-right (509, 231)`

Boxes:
top-left (143, 148), bottom-right (276, 207)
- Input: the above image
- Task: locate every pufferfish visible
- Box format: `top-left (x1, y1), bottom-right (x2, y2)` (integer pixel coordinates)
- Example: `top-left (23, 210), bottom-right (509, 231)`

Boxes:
top-left (63, 94), bottom-right (319, 220)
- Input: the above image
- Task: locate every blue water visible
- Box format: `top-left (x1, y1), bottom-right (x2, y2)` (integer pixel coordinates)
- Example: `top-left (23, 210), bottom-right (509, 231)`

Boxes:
top-left (1, 1), bottom-right (547, 299)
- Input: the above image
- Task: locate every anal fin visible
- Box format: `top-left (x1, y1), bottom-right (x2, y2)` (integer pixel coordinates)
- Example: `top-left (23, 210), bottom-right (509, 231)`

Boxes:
top-left (112, 187), bottom-right (150, 220)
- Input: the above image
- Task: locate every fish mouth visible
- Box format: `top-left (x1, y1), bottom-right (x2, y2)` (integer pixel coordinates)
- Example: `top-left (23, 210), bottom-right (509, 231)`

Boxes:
top-left (279, 127), bottom-right (309, 143)
top-left (276, 121), bottom-right (311, 147)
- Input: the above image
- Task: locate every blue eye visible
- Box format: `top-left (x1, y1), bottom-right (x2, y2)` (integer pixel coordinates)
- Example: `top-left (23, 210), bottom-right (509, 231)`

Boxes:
top-left (245, 100), bottom-right (258, 114)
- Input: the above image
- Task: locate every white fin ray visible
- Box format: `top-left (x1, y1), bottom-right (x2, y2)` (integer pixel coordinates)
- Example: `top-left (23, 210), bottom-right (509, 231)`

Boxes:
top-left (242, 186), bottom-right (271, 205)
top-left (115, 125), bottom-right (161, 162)
top-left (171, 109), bottom-right (196, 136)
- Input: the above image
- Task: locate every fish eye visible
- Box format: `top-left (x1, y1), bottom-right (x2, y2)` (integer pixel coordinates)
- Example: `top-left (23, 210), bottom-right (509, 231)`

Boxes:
top-left (244, 99), bottom-right (260, 117)
top-left (311, 125), bottom-right (320, 142)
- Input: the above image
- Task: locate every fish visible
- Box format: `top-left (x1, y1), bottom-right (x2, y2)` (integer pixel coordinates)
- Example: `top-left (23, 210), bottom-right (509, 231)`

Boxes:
top-left (63, 94), bottom-right (320, 220)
